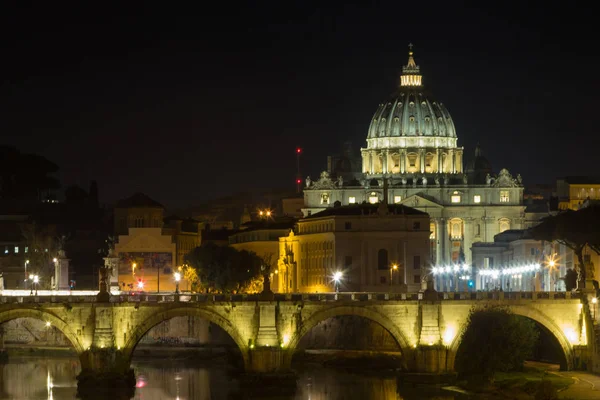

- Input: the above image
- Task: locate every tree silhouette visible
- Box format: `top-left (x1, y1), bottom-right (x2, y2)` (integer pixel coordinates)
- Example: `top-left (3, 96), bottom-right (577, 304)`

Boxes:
top-left (0, 146), bottom-right (60, 202)
top-left (530, 205), bottom-right (600, 290)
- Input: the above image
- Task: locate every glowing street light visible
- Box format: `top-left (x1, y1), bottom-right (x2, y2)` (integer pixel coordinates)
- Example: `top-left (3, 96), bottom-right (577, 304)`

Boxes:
top-left (174, 272), bottom-right (181, 294)
top-left (333, 271), bottom-right (342, 292)
top-left (137, 280), bottom-right (144, 291)
top-left (390, 264), bottom-right (398, 286)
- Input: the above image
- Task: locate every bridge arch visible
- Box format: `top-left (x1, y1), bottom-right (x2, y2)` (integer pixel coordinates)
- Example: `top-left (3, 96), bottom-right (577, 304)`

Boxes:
top-left (447, 304), bottom-right (574, 370)
top-left (0, 307), bottom-right (85, 353)
top-left (122, 305), bottom-right (250, 368)
top-left (284, 305), bottom-right (411, 368)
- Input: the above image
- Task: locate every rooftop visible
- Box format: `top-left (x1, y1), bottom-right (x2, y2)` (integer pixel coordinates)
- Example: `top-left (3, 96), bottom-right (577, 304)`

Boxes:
top-left (116, 193), bottom-right (164, 209)
top-left (306, 203), bottom-right (427, 219)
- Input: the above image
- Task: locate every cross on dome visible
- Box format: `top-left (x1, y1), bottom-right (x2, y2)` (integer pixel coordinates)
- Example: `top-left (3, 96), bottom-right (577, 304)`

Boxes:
top-left (401, 43), bottom-right (421, 86)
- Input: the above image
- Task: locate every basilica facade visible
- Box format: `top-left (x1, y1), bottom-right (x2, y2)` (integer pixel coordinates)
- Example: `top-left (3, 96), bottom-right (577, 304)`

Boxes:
top-left (302, 48), bottom-right (525, 268)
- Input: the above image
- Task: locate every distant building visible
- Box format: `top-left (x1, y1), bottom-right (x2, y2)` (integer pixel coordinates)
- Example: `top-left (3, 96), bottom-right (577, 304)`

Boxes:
top-left (113, 193), bottom-right (200, 292)
top-left (229, 218), bottom-right (297, 292)
top-left (281, 196), bottom-right (304, 218)
top-left (302, 48), bottom-right (526, 268)
top-left (557, 176), bottom-right (600, 210)
top-left (277, 202), bottom-right (430, 293)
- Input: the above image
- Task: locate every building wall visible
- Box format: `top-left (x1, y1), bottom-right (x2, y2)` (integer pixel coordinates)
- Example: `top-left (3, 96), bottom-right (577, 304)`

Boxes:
top-left (114, 228), bottom-right (178, 292)
top-left (278, 213), bottom-right (430, 293)
top-left (304, 185), bottom-right (524, 267)
top-left (114, 206), bottom-right (164, 236)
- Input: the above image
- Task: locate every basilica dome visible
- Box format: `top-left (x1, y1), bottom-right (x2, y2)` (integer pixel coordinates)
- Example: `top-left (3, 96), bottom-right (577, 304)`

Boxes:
top-left (361, 46), bottom-right (463, 176)
top-left (367, 50), bottom-right (456, 140)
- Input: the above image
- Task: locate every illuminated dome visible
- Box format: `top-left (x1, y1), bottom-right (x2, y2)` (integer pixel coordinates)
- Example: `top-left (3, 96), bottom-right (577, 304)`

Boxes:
top-left (361, 45), bottom-right (463, 176)
top-left (367, 47), bottom-right (456, 143)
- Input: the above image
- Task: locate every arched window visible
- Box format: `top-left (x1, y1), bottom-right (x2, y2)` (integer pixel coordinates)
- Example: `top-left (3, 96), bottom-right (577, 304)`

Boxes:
top-left (450, 218), bottom-right (463, 239)
top-left (377, 249), bottom-right (388, 270)
top-left (499, 218), bottom-right (510, 233)
top-left (476, 224), bottom-right (481, 236)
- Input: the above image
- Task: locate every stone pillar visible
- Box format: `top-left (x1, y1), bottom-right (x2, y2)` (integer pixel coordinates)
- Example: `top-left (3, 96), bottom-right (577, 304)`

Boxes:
top-left (414, 300), bottom-right (450, 373)
top-left (434, 218), bottom-right (442, 267)
top-left (419, 149), bottom-right (425, 174)
top-left (449, 149), bottom-right (455, 173)
top-left (435, 149), bottom-right (441, 173)
top-left (439, 218), bottom-right (447, 266)
top-left (400, 150), bottom-right (406, 174)
top-left (104, 250), bottom-right (119, 293)
top-left (382, 150), bottom-right (388, 174)
top-left (369, 151), bottom-right (375, 174)
top-left (55, 250), bottom-right (70, 290)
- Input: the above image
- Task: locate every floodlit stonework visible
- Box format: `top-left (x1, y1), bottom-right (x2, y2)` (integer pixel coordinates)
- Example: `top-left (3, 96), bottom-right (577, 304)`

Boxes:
top-left (0, 292), bottom-right (596, 374)
top-left (303, 47), bottom-right (525, 268)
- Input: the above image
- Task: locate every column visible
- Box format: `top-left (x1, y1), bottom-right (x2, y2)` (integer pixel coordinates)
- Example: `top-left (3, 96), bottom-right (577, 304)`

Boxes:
top-left (382, 150), bottom-right (388, 174)
top-left (435, 149), bottom-right (441, 173)
top-left (420, 149), bottom-right (425, 174)
top-left (400, 150), bottom-right (406, 174)
top-left (449, 149), bottom-right (455, 173)
top-left (434, 218), bottom-right (442, 267)
top-left (369, 151), bottom-right (375, 174)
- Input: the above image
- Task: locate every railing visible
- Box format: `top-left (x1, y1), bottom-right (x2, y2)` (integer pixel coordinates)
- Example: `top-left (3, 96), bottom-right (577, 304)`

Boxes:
top-left (0, 291), bottom-right (580, 305)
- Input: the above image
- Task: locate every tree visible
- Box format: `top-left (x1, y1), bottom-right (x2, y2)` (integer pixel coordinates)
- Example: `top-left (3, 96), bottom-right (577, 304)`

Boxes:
top-left (0, 146), bottom-right (60, 202)
top-left (455, 306), bottom-right (539, 383)
top-left (564, 268), bottom-right (578, 291)
top-left (184, 243), bottom-right (263, 293)
top-left (530, 205), bottom-right (600, 289)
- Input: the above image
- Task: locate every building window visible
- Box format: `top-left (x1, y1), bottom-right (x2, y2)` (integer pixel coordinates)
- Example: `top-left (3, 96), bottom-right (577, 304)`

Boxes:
top-left (394, 195), bottom-right (402, 204)
top-left (349, 196), bottom-right (356, 204)
top-left (377, 249), bottom-right (388, 270)
top-left (320, 193), bottom-right (330, 205)
top-left (430, 222), bottom-right (436, 239)
top-left (476, 224), bottom-right (481, 236)
top-left (499, 218), bottom-right (510, 233)
top-left (24, 246), bottom-right (28, 253)
top-left (451, 191), bottom-right (461, 203)
top-left (474, 195), bottom-right (481, 203)
top-left (413, 222), bottom-right (421, 230)
top-left (483, 257), bottom-right (493, 268)
top-left (345, 222), bottom-right (352, 230)
top-left (413, 275), bottom-right (421, 284)
top-left (14, 246), bottom-right (19, 254)
top-left (500, 191), bottom-right (509, 203)
top-left (368, 192), bottom-right (379, 204)
top-left (450, 219), bottom-right (463, 239)
top-left (413, 255), bottom-right (421, 269)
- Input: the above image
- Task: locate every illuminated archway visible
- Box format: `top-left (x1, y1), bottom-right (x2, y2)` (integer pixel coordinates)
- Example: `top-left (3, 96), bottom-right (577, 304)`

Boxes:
top-left (284, 306), bottom-right (411, 368)
top-left (0, 308), bottom-right (84, 354)
top-left (447, 305), bottom-right (574, 371)
top-left (122, 306), bottom-right (249, 368)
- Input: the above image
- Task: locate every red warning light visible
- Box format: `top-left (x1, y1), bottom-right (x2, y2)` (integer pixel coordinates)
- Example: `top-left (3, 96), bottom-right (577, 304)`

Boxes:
top-left (296, 179), bottom-right (301, 184)
top-left (296, 148), bottom-right (302, 154)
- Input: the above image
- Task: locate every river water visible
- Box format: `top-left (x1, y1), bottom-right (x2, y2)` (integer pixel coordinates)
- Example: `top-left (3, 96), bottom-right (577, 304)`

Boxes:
top-left (0, 356), bottom-right (466, 399)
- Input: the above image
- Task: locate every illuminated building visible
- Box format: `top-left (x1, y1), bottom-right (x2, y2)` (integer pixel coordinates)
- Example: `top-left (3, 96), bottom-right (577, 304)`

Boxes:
top-left (557, 176), bottom-right (600, 210)
top-left (113, 193), bottom-right (200, 292)
top-left (277, 201), bottom-right (430, 293)
top-left (303, 46), bottom-right (525, 268)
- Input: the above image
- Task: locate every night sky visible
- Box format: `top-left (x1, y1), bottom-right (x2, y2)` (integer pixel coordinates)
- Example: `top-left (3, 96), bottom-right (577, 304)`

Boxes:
top-left (2, 2), bottom-right (598, 209)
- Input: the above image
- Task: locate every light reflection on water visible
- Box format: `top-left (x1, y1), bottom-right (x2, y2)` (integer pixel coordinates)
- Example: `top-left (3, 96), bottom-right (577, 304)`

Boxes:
top-left (0, 356), bottom-right (462, 400)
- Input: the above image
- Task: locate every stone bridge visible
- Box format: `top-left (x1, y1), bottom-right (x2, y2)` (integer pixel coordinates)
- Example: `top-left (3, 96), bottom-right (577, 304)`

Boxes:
top-left (0, 291), bottom-right (597, 376)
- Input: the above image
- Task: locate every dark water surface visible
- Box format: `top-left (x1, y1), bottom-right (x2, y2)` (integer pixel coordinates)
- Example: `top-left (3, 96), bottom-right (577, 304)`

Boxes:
top-left (0, 356), bottom-right (465, 399)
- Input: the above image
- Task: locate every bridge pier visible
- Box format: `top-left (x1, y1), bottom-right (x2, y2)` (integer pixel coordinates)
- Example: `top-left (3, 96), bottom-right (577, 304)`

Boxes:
top-left (411, 345), bottom-right (452, 373)
top-left (77, 347), bottom-right (135, 398)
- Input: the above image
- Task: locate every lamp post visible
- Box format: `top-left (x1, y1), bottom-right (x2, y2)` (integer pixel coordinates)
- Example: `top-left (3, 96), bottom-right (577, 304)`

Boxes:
top-left (29, 274), bottom-right (34, 295)
top-left (333, 271), bottom-right (342, 293)
top-left (24, 260), bottom-right (29, 290)
top-left (174, 272), bottom-right (181, 294)
top-left (389, 264), bottom-right (398, 287)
